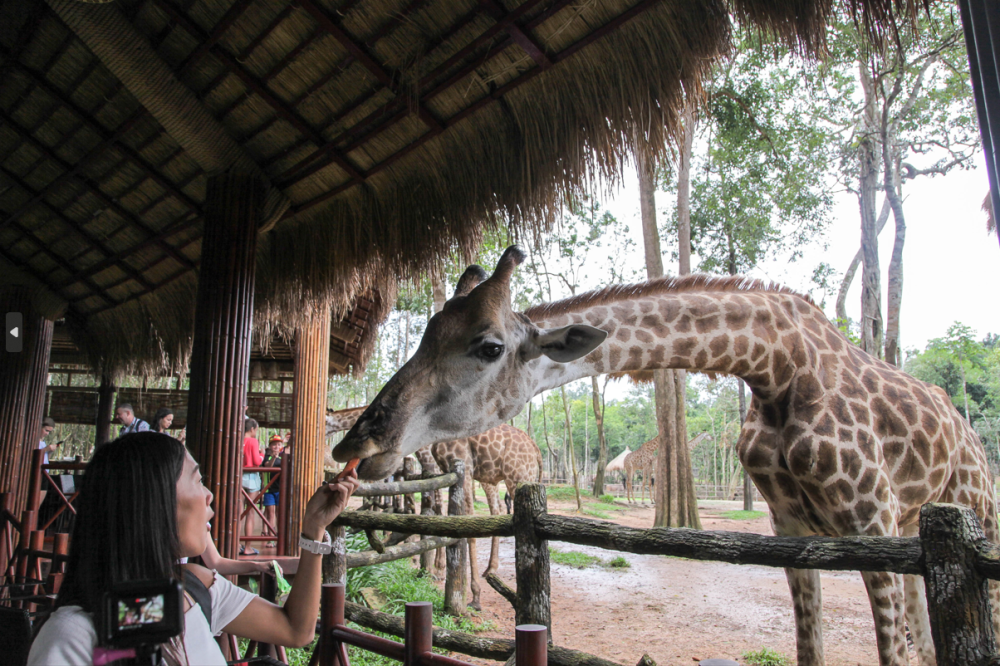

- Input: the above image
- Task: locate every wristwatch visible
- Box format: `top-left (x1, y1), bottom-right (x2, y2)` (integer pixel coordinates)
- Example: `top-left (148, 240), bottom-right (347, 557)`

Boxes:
top-left (298, 530), bottom-right (333, 555)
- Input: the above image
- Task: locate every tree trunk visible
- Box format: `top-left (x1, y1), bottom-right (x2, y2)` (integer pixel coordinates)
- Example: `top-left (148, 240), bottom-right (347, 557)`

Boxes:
top-left (836, 199), bottom-right (892, 326)
top-left (859, 62), bottom-right (884, 358)
top-left (560, 386), bottom-right (583, 511)
top-left (677, 101), bottom-right (696, 276)
top-left (882, 121), bottom-right (906, 367)
top-left (591, 377), bottom-right (609, 496)
top-left (639, 153), bottom-right (697, 528)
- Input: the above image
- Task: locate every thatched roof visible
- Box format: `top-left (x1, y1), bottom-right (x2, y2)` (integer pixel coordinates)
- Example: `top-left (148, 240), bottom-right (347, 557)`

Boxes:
top-left (0, 0), bottom-right (919, 377)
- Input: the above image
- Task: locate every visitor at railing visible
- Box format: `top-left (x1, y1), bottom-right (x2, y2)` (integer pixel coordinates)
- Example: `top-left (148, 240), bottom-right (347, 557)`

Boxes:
top-left (37, 417), bottom-right (58, 507)
top-left (241, 418), bottom-right (263, 556)
top-left (115, 403), bottom-right (149, 436)
top-left (152, 407), bottom-right (186, 444)
top-left (27, 431), bottom-right (359, 666)
top-left (260, 435), bottom-right (284, 548)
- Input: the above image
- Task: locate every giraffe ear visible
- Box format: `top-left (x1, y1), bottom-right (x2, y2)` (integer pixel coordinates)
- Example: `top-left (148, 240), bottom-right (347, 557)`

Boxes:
top-left (525, 325), bottom-right (607, 363)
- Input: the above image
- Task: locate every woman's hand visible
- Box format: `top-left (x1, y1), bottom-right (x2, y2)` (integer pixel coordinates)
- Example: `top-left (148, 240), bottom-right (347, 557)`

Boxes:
top-left (301, 470), bottom-right (360, 541)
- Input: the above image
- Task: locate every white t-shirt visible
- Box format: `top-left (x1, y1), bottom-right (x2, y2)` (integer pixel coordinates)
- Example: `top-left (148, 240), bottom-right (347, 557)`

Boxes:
top-left (38, 440), bottom-right (48, 466)
top-left (27, 571), bottom-right (256, 666)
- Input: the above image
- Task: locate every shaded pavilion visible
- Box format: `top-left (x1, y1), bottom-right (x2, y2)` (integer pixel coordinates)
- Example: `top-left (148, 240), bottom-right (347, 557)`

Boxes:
top-left (0, 0), bottom-right (996, 565)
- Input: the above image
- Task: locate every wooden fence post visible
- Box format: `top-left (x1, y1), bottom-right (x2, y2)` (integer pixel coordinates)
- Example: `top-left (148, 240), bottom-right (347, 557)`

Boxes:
top-left (444, 459), bottom-right (467, 615)
top-left (919, 502), bottom-right (997, 664)
top-left (323, 525), bottom-right (347, 585)
top-left (420, 460), bottom-right (437, 574)
top-left (514, 484), bottom-right (550, 639)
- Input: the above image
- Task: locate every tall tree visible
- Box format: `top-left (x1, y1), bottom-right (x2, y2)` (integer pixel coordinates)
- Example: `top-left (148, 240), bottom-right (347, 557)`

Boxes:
top-left (640, 155), bottom-right (700, 528)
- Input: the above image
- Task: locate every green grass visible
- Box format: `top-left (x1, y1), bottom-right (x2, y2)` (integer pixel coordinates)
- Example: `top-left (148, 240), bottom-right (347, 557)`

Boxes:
top-left (549, 547), bottom-right (631, 570)
top-left (720, 509), bottom-right (767, 520)
top-left (599, 494), bottom-right (616, 504)
top-left (545, 485), bottom-right (580, 500)
top-left (582, 508), bottom-right (611, 519)
top-left (742, 647), bottom-right (790, 666)
top-left (608, 556), bottom-right (630, 568)
top-left (549, 548), bottom-right (604, 568)
top-left (589, 502), bottom-right (620, 512)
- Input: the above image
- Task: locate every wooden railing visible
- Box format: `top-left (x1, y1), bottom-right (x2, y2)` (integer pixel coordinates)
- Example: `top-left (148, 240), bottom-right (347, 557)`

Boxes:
top-left (327, 484), bottom-right (1000, 666)
top-left (240, 453), bottom-right (291, 556)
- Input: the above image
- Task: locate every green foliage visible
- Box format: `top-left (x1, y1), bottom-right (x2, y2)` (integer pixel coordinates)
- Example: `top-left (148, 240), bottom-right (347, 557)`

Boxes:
top-left (599, 494), bottom-right (616, 504)
top-left (720, 510), bottom-right (767, 520)
top-left (582, 509), bottom-right (611, 520)
top-left (549, 548), bottom-right (603, 568)
top-left (607, 556), bottom-right (631, 569)
top-left (742, 648), bottom-right (790, 666)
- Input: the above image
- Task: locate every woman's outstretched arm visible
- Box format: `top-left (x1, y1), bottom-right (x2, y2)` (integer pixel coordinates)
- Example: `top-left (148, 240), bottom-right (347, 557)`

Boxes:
top-left (221, 471), bottom-right (359, 647)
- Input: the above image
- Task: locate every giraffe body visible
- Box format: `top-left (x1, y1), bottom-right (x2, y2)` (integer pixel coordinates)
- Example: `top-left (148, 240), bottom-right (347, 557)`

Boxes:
top-left (623, 438), bottom-right (657, 504)
top-left (335, 249), bottom-right (999, 666)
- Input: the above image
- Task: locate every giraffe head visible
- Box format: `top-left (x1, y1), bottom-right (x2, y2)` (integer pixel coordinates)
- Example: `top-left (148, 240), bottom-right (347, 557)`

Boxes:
top-left (332, 246), bottom-right (607, 479)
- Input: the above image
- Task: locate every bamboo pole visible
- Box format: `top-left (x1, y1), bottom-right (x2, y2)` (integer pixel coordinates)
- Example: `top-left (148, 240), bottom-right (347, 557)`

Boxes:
top-left (186, 173), bottom-right (263, 560)
top-left (287, 305), bottom-right (332, 556)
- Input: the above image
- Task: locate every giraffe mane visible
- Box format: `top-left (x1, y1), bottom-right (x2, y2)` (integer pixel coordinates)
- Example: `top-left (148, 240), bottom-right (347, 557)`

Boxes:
top-left (524, 274), bottom-right (819, 320)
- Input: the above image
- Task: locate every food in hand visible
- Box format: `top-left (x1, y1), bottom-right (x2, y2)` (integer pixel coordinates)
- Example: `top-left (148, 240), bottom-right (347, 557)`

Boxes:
top-left (333, 458), bottom-right (359, 483)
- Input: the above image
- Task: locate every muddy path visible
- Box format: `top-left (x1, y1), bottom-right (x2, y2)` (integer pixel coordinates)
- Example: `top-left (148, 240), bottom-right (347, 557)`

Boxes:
top-left (460, 498), bottom-right (883, 666)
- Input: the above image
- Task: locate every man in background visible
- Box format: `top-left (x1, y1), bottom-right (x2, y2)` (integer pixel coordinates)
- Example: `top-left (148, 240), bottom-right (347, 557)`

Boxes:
top-left (116, 404), bottom-right (149, 437)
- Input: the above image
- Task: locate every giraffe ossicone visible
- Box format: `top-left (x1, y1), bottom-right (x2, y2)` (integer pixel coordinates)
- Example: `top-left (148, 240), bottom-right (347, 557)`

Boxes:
top-left (333, 245), bottom-right (998, 666)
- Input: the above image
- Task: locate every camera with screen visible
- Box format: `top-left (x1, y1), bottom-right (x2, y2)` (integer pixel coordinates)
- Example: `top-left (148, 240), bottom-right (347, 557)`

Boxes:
top-left (94, 579), bottom-right (183, 665)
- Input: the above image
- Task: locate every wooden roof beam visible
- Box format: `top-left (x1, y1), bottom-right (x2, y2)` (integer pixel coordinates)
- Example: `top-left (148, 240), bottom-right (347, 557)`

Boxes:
top-left (47, 0), bottom-right (290, 229)
top-left (0, 49), bottom-right (205, 215)
top-left (176, 0), bottom-right (256, 75)
top-left (0, 108), bottom-right (196, 272)
top-left (147, 0), bottom-right (365, 183)
top-left (287, 0), bottom-right (663, 216)
top-left (0, 163), bottom-right (157, 292)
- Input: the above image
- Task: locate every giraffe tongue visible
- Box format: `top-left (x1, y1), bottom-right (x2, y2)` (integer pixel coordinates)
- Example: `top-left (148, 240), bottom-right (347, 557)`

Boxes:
top-left (333, 458), bottom-right (360, 483)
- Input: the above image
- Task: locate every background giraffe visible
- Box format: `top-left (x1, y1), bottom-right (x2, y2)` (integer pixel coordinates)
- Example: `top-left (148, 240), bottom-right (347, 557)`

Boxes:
top-left (326, 409), bottom-right (542, 610)
top-left (623, 433), bottom-right (711, 503)
top-left (334, 249), bottom-right (1000, 666)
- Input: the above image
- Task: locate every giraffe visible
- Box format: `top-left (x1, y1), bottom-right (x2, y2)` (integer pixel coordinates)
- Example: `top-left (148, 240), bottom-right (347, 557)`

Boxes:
top-left (623, 438), bottom-right (658, 504)
top-left (327, 410), bottom-right (542, 610)
top-left (624, 433), bottom-right (711, 503)
top-left (334, 246), bottom-right (1000, 666)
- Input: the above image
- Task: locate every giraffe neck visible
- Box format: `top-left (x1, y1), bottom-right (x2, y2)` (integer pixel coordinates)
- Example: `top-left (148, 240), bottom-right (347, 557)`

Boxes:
top-left (326, 407), bottom-right (366, 433)
top-left (526, 286), bottom-right (821, 402)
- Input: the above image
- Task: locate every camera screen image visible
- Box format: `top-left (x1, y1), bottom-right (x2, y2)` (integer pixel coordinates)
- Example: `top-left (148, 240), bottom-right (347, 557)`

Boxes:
top-left (117, 594), bottom-right (166, 629)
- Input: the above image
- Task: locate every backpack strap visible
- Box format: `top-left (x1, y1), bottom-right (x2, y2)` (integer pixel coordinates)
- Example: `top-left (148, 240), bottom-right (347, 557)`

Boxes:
top-left (182, 569), bottom-right (213, 627)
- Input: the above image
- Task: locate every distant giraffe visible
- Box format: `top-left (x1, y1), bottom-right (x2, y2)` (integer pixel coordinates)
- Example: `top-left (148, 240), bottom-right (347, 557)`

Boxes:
top-left (624, 433), bottom-right (711, 503)
top-left (326, 410), bottom-right (541, 610)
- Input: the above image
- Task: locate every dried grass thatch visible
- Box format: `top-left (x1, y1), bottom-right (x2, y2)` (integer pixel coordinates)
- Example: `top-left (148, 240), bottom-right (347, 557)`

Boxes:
top-left (0, 0), bottom-right (923, 378)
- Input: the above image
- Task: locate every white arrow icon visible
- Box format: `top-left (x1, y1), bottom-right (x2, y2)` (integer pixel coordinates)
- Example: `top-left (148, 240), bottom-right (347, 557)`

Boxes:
top-left (10, 327), bottom-right (18, 338)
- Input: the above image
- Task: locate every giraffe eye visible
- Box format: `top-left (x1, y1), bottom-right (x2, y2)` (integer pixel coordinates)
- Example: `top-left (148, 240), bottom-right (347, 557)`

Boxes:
top-left (478, 343), bottom-right (504, 360)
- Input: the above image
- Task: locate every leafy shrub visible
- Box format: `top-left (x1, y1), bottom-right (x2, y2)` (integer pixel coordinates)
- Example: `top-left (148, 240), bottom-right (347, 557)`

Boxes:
top-left (742, 647), bottom-right (790, 666)
top-left (607, 556), bottom-right (630, 568)
top-left (600, 494), bottom-right (616, 504)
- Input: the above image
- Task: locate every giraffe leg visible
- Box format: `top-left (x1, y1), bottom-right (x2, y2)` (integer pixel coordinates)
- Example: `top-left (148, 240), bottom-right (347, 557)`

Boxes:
top-left (900, 524), bottom-right (935, 666)
top-left (861, 570), bottom-right (909, 666)
top-left (784, 567), bottom-right (825, 666)
top-left (464, 475), bottom-right (482, 611)
top-left (482, 482), bottom-right (501, 576)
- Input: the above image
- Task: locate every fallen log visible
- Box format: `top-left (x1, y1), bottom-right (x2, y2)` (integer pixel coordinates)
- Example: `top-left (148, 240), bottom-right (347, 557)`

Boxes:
top-left (533, 514), bottom-right (924, 574)
top-left (347, 537), bottom-right (458, 569)
top-left (343, 601), bottom-right (625, 666)
top-left (333, 511), bottom-right (512, 539)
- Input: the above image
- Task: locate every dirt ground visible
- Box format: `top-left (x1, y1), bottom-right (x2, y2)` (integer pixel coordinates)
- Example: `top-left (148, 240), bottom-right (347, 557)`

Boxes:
top-left (454, 497), bottom-right (883, 666)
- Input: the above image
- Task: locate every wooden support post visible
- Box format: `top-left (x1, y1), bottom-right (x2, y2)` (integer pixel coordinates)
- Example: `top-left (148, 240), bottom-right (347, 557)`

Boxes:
top-left (404, 602), bottom-right (433, 666)
top-left (919, 502), bottom-right (997, 664)
top-left (277, 452), bottom-right (291, 557)
top-left (287, 305), bottom-right (332, 556)
top-left (186, 173), bottom-right (264, 560)
top-left (514, 484), bottom-right (550, 638)
top-left (516, 625), bottom-right (548, 666)
top-left (0, 287), bottom-right (51, 517)
top-left (94, 374), bottom-right (115, 447)
top-left (420, 460), bottom-right (437, 574)
top-left (444, 459), bottom-right (467, 615)
top-left (323, 525), bottom-right (347, 585)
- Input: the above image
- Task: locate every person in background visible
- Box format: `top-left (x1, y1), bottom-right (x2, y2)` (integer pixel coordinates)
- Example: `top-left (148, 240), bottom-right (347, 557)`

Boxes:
top-left (116, 403), bottom-right (149, 437)
top-left (36, 417), bottom-right (59, 506)
top-left (152, 407), bottom-right (186, 443)
top-left (241, 418), bottom-right (263, 555)
top-left (261, 435), bottom-right (284, 548)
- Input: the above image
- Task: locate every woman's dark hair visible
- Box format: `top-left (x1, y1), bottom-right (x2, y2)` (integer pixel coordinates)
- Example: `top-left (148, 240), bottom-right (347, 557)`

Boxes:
top-left (55, 433), bottom-right (186, 613)
top-left (244, 417), bottom-right (258, 433)
top-left (152, 407), bottom-right (174, 433)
